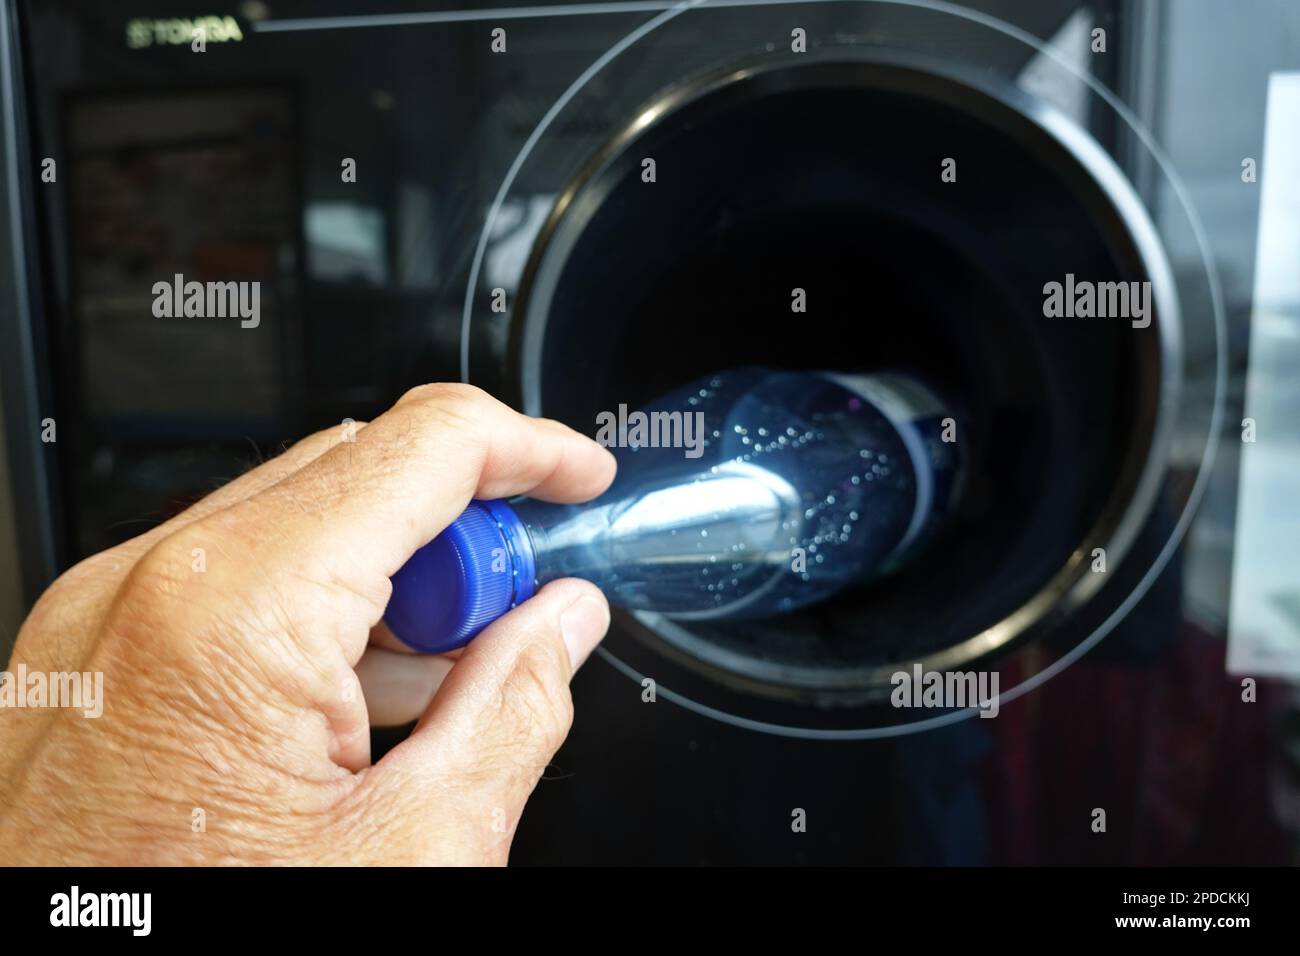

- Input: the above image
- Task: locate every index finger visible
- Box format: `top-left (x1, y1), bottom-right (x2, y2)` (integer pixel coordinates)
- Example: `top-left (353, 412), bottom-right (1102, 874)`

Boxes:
top-left (167, 383), bottom-right (615, 656)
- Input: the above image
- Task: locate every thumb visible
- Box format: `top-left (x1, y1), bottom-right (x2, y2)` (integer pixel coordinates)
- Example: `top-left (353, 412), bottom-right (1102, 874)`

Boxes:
top-left (364, 578), bottom-right (610, 856)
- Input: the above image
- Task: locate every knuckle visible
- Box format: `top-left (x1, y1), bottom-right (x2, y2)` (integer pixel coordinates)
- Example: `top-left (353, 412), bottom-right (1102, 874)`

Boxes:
top-left (394, 385), bottom-right (498, 460)
top-left (39, 550), bottom-right (128, 603)
top-left (116, 519), bottom-right (245, 634)
top-left (100, 535), bottom-right (214, 671)
top-left (128, 532), bottom-right (205, 603)
top-left (397, 381), bottom-right (491, 418)
top-left (14, 550), bottom-right (128, 654)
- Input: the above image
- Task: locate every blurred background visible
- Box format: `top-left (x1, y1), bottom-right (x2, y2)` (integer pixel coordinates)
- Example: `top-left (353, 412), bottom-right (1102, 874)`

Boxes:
top-left (1, 0), bottom-right (1297, 863)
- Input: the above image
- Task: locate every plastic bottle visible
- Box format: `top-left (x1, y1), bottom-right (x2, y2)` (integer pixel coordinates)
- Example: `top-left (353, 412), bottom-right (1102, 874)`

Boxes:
top-left (385, 367), bottom-right (960, 653)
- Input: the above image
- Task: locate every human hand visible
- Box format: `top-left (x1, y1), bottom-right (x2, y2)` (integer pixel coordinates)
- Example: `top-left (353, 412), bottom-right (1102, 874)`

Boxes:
top-left (0, 384), bottom-right (616, 865)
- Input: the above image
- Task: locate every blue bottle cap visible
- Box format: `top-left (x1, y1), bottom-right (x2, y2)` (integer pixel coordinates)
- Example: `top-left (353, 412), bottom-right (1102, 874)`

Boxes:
top-left (385, 499), bottom-right (536, 654)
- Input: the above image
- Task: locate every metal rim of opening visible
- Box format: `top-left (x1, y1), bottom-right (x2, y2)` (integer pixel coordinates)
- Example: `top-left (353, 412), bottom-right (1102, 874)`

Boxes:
top-left (511, 53), bottom-right (1182, 700)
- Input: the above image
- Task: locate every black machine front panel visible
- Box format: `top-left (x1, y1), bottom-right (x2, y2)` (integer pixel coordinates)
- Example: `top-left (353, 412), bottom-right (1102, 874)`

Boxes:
top-left (6, 0), bottom-right (1299, 864)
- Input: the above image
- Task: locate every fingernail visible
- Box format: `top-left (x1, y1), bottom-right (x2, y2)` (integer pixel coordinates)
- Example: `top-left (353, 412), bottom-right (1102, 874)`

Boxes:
top-left (559, 595), bottom-right (610, 671)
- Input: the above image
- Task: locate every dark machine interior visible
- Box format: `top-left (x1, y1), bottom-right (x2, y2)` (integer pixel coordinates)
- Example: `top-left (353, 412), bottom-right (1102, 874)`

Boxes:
top-left (525, 69), bottom-right (1152, 697)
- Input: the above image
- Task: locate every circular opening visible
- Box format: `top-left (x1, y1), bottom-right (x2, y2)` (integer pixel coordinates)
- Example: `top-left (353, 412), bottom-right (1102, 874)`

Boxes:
top-left (515, 58), bottom-right (1173, 701)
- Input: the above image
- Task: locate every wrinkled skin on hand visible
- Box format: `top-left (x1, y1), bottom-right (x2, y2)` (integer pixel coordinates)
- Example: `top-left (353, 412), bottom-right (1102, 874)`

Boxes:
top-left (0, 384), bottom-right (615, 865)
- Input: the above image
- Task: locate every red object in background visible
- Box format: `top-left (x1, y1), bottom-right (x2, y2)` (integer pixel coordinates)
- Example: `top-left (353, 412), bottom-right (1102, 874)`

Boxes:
top-left (192, 242), bottom-right (277, 281)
